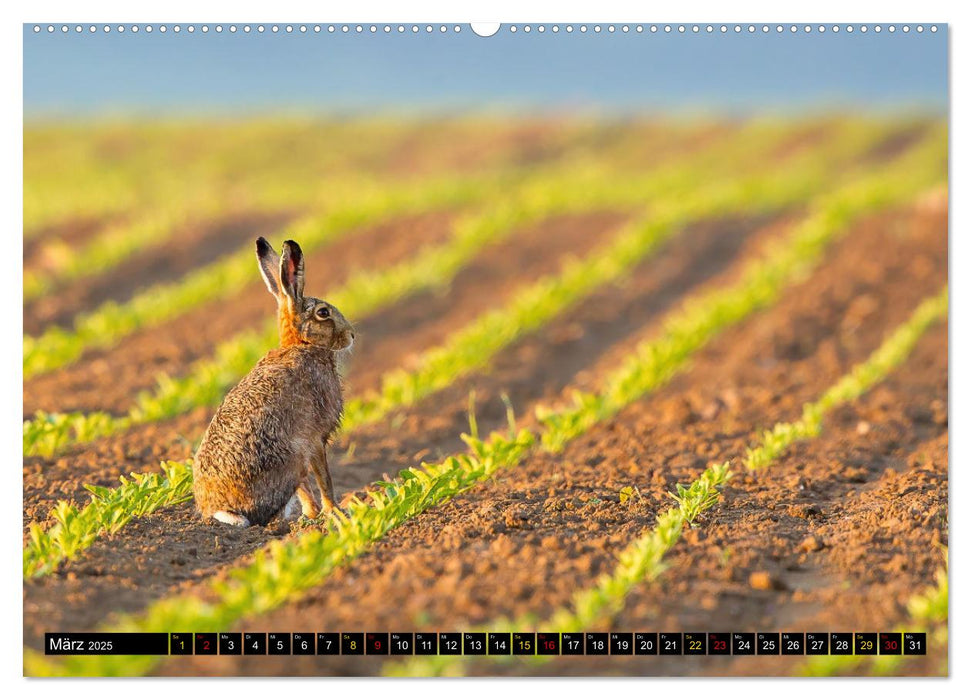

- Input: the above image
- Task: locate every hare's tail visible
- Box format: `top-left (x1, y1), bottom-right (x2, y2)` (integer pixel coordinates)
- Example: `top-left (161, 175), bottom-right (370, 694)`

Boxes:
top-left (210, 496), bottom-right (298, 526)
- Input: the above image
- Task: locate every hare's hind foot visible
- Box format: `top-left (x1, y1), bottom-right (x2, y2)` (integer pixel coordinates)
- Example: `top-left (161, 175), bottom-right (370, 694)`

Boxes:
top-left (213, 510), bottom-right (251, 527)
top-left (296, 482), bottom-right (321, 519)
top-left (283, 492), bottom-right (302, 520)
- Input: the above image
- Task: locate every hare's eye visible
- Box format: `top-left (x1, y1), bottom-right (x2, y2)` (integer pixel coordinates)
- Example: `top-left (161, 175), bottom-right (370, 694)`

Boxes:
top-left (315, 306), bottom-right (331, 320)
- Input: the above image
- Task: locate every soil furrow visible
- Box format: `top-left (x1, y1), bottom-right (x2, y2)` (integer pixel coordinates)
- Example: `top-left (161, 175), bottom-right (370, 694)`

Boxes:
top-left (22, 211), bottom-right (783, 649)
top-left (147, 201), bottom-right (945, 676)
top-left (23, 211), bottom-right (456, 416)
top-left (24, 210), bottom-right (298, 335)
top-left (520, 323), bottom-right (946, 677)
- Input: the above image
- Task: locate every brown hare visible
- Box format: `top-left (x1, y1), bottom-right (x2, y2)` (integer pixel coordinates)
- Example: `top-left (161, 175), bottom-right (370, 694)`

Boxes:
top-left (192, 237), bottom-right (354, 526)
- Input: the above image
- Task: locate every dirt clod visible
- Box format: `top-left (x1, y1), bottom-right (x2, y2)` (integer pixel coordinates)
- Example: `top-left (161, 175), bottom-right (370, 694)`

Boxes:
top-left (798, 535), bottom-right (825, 552)
top-left (748, 571), bottom-right (783, 591)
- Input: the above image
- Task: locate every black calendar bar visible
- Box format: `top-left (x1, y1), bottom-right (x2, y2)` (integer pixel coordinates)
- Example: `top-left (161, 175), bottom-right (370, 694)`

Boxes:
top-left (43, 631), bottom-right (930, 656)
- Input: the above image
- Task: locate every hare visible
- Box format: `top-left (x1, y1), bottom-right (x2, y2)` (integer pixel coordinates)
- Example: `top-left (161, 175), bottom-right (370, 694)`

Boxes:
top-left (192, 237), bottom-right (354, 527)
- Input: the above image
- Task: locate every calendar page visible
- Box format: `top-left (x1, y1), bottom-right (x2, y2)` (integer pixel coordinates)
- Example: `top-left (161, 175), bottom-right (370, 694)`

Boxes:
top-left (22, 19), bottom-right (948, 679)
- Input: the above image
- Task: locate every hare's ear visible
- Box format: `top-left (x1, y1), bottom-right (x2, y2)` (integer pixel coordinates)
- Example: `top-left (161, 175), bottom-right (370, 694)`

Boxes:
top-left (256, 237), bottom-right (282, 300)
top-left (280, 239), bottom-right (305, 306)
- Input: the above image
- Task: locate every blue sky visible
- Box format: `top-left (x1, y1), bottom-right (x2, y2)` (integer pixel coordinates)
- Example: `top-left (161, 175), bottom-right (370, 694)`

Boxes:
top-left (23, 24), bottom-right (948, 118)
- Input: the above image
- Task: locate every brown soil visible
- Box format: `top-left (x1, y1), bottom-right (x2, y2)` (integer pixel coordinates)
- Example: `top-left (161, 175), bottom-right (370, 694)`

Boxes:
top-left (23, 211), bottom-right (457, 416)
top-left (381, 120), bottom-right (743, 179)
top-left (24, 210), bottom-right (298, 335)
top-left (144, 200), bottom-right (945, 677)
top-left (23, 500), bottom-right (285, 641)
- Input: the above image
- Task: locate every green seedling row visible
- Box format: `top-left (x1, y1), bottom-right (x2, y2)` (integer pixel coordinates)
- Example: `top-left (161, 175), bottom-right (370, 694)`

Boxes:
top-left (23, 118), bottom-right (623, 303)
top-left (24, 150), bottom-right (941, 676)
top-left (23, 463), bottom-right (194, 578)
top-left (22, 410), bottom-right (130, 463)
top-left (23, 120), bottom-right (816, 456)
top-left (388, 285), bottom-right (947, 676)
top-left (23, 172), bottom-right (493, 379)
top-left (24, 117), bottom-right (894, 379)
top-left (23, 118), bottom-right (434, 237)
top-left (20, 127), bottom-right (942, 580)
top-left (337, 124), bottom-right (896, 432)
top-left (20, 130), bottom-right (815, 571)
top-left (536, 135), bottom-right (946, 453)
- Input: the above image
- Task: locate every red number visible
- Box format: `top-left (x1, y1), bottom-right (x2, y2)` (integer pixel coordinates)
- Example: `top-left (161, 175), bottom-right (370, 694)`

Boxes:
top-left (714, 640), bottom-right (726, 651)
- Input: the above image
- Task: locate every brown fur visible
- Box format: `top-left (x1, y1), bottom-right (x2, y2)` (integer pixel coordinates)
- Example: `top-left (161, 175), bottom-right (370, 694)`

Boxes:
top-left (192, 238), bottom-right (354, 526)
top-left (279, 305), bottom-right (305, 348)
